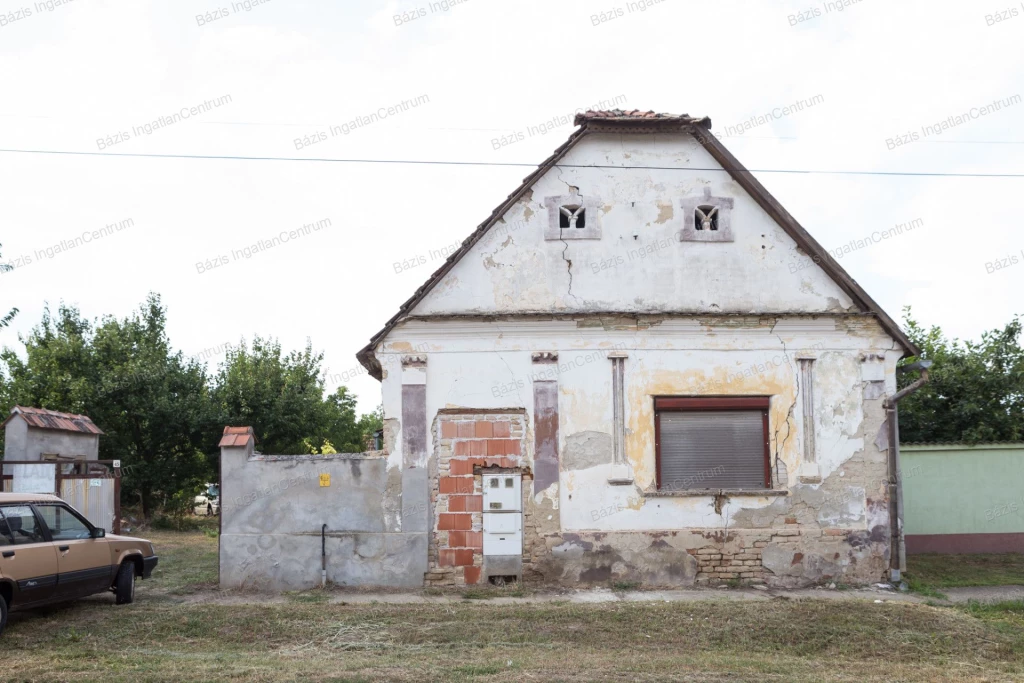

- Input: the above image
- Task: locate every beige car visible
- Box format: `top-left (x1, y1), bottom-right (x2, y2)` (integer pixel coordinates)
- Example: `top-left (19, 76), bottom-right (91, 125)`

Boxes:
top-left (0, 493), bottom-right (158, 637)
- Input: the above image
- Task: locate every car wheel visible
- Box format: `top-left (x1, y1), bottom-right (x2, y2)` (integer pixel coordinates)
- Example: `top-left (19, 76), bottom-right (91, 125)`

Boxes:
top-left (0, 592), bottom-right (7, 638)
top-left (115, 561), bottom-right (136, 605)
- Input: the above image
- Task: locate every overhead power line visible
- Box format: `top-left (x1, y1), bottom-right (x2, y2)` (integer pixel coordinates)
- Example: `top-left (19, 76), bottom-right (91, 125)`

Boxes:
top-left (0, 147), bottom-right (1020, 178)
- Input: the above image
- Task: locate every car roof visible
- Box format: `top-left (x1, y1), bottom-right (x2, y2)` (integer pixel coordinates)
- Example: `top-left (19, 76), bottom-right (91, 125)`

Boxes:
top-left (0, 492), bottom-right (63, 504)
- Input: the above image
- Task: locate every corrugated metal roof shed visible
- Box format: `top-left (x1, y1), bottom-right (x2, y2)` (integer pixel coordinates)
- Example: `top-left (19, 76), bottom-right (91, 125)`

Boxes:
top-left (2, 406), bottom-right (104, 435)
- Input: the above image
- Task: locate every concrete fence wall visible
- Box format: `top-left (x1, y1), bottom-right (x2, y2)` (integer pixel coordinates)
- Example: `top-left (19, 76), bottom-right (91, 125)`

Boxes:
top-left (901, 443), bottom-right (1024, 554)
top-left (218, 441), bottom-right (428, 590)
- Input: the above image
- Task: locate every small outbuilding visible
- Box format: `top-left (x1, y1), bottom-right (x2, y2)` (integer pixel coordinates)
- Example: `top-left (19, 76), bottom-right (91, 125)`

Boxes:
top-left (2, 406), bottom-right (104, 463)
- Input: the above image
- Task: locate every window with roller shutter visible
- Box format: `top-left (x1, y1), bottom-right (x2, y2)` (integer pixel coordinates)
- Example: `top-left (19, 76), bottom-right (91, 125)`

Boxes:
top-left (654, 397), bottom-right (771, 491)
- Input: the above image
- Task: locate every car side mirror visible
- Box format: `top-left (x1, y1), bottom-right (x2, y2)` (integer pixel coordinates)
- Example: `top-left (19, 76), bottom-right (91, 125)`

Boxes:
top-left (92, 528), bottom-right (106, 539)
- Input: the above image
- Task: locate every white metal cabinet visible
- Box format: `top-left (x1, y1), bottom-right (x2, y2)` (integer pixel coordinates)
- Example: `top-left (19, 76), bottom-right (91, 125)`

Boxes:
top-left (482, 473), bottom-right (522, 557)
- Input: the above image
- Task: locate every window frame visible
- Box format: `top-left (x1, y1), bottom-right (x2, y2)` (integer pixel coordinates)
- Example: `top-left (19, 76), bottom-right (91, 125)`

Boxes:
top-left (542, 194), bottom-right (602, 240)
top-left (0, 504), bottom-right (54, 546)
top-left (32, 503), bottom-right (97, 541)
top-left (654, 396), bottom-right (772, 492)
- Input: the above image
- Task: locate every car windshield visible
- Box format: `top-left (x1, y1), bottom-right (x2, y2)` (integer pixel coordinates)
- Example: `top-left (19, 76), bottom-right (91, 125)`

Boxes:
top-left (207, 484), bottom-right (220, 498)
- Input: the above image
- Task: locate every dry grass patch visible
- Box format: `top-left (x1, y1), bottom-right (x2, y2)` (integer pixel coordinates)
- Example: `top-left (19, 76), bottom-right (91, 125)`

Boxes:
top-left (4, 530), bottom-right (1023, 681)
top-left (4, 597), bottom-right (1023, 681)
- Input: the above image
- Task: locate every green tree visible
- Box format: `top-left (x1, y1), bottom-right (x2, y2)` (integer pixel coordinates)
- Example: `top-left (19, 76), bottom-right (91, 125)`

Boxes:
top-left (2, 293), bottom-right (382, 516)
top-left (357, 404), bottom-right (384, 450)
top-left (898, 308), bottom-right (1024, 444)
top-left (213, 337), bottom-right (331, 454)
top-left (0, 242), bottom-right (18, 329)
top-left (213, 338), bottom-right (381, 454)
top-left (0, 303), bottom-right (96, 414)
top-left (1, 295), bottom-right (216, 519)
top-left (321, 386), bottom-right (363, 453)
top-left (89, 296), bottom-right (216, 518)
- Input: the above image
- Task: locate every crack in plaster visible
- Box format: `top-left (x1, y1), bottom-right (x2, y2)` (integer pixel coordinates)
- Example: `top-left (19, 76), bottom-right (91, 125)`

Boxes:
top-left (771, 326), bottom-right (800, 476)
top-left (559, 236), bottom-right (582, 306)
top-left (552, 166), bottom-right (584, 307)
top-left (494, 322), bottom-right (526, 407)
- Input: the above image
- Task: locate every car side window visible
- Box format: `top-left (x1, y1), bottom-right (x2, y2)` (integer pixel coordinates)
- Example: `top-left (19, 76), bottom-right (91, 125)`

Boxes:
top-left (35, 505), bottom-right (93, 541)
top-left (0, 505), bottom-right (46, 545)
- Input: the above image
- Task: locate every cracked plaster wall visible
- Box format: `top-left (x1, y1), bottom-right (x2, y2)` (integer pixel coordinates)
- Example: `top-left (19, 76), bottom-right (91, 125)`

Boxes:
top-left (373, 317), bottom-right (900, 586)
top-left (409, 132), bottom-right (855, 317)
top-left (364, 129), bottom-right (904, 586)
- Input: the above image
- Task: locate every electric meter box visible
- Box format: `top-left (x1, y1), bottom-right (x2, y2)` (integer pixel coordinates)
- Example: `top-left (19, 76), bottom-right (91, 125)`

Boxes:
top-left (483, 510), bottom-right (523, 556)
top-left (482, 473), bottom-right (521, 512)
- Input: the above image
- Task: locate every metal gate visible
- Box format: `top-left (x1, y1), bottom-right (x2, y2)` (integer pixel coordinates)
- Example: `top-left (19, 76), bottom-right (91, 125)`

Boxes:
top-left (1, 459), bottom-right (122, 533)
top-left (61, 477), bottom-right (117, 534)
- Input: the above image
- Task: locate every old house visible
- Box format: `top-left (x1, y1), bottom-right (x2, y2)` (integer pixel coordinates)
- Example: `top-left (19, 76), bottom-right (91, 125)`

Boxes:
top-left (220, 109), bottom-right (921, 589)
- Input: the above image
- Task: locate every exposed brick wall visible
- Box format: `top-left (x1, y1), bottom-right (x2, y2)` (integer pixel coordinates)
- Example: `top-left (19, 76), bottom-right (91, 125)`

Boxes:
top-left (689, 527), bottom-right (851, 585)
top-left (691, 538), bottom-right (768, 584)
top-left (426, 413), bottom-right (527, 587)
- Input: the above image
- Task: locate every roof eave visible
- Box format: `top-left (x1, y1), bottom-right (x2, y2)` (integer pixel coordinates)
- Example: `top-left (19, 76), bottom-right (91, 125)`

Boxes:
top-left (687, 123), bottom-right (920, 357)
top-left (355, 115), bottom-right (921, 375)
top-left (356, 125), bottom-right (593, 380)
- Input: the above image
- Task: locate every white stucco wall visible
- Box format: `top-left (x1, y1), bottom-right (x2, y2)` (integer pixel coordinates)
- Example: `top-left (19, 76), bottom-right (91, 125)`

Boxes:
top-left (410, 132), bottom-right (855, 317)
top-left (369, 126), bottom-right (902, 586)
top-left (379, 320), bottom-right (898, 534)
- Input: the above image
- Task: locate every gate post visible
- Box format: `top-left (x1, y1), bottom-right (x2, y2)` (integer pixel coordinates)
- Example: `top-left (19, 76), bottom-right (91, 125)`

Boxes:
top-left (113, 461), bottom-right (122, 535)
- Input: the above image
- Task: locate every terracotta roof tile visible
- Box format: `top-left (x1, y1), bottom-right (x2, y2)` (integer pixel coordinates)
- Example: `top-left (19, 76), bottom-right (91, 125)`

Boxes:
top-left (219, 426), bottom-right (255, 448)
top-left (2, 406), bottom-right (103, 435)
top-left (574, 110), bottom-right (712, 125)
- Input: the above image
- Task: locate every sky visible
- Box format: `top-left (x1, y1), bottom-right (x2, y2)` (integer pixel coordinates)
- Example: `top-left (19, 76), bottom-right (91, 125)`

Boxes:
top-left (0, 0), bottom-right (1022, 414)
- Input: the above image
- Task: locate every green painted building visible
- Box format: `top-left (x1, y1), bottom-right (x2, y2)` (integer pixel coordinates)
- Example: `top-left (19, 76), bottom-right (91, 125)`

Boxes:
top-left (901, 443), bottom-right (1024, 554)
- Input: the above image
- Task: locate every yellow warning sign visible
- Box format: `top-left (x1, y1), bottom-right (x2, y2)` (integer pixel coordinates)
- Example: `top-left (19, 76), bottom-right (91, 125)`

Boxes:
top-left (319, 473), bottom-right (331, 487)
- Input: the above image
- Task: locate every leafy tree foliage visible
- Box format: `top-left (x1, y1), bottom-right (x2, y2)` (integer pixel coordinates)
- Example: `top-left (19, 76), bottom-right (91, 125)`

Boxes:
top-left (898, 308), bottom-right (1024, 444)
top-left (0, 242), bottom-right (17, 329)
top-left (1, 294), bottom-right (382, 518)
top-left (1, 296), bottom-right (215, 518)
top-left (212, 337), bottom-right (327, 455)
top-left (212, 338), bottom-right (376, 455)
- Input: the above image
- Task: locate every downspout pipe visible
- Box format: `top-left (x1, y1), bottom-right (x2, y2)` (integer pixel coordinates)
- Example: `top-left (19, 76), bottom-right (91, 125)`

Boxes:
top-left (883, 360), bottom-right (932, 582)
top-left (321, 524), bottom-right (328, 588)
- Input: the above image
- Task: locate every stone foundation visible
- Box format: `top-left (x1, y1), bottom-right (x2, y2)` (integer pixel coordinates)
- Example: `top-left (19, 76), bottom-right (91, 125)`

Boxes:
top-left (524, 527), bottom-right (888, 588)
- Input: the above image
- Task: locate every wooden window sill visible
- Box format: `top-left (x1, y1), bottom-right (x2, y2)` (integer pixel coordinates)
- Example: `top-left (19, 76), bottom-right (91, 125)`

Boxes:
top-left (646, 489), bottom-right (789, 498)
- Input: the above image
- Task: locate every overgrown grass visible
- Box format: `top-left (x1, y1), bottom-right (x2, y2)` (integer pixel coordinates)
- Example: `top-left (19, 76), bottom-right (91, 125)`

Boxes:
top-left (149, 513), bottom-right (220, 533)
top-left (4, 531), bottom-right (1024, 680)
top-left (908, 553), bottom-right (1024, 588)
top-left (287, 589), bottom-right (333, 604)
top-left (612, 580), bottom-right (641, 591)
top-left (142, 526), bottom-right (219, 595)
top-left (461, 585), bottom-right (526, 600)
top-left (904, 574), bottom-right (949, 600)
top-left (5, 595), bottom-right (1024, 681)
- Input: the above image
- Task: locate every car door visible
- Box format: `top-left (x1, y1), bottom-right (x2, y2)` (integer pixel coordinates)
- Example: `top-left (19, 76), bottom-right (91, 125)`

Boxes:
top-left (0, 505), bottom-right (59, 606)
top-left (33, 503), bottom-right (112, 599)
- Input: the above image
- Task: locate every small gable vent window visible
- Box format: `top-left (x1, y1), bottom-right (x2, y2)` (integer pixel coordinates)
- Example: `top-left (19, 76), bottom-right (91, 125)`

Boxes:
top-left (559, 205), bottom-right (586, 229)
top-left (679, 187), bottom-right (734, 243)
top-left (544, 191), bottom-right (602, 240)
top-left (695, 205), bottom-right (718, 231)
